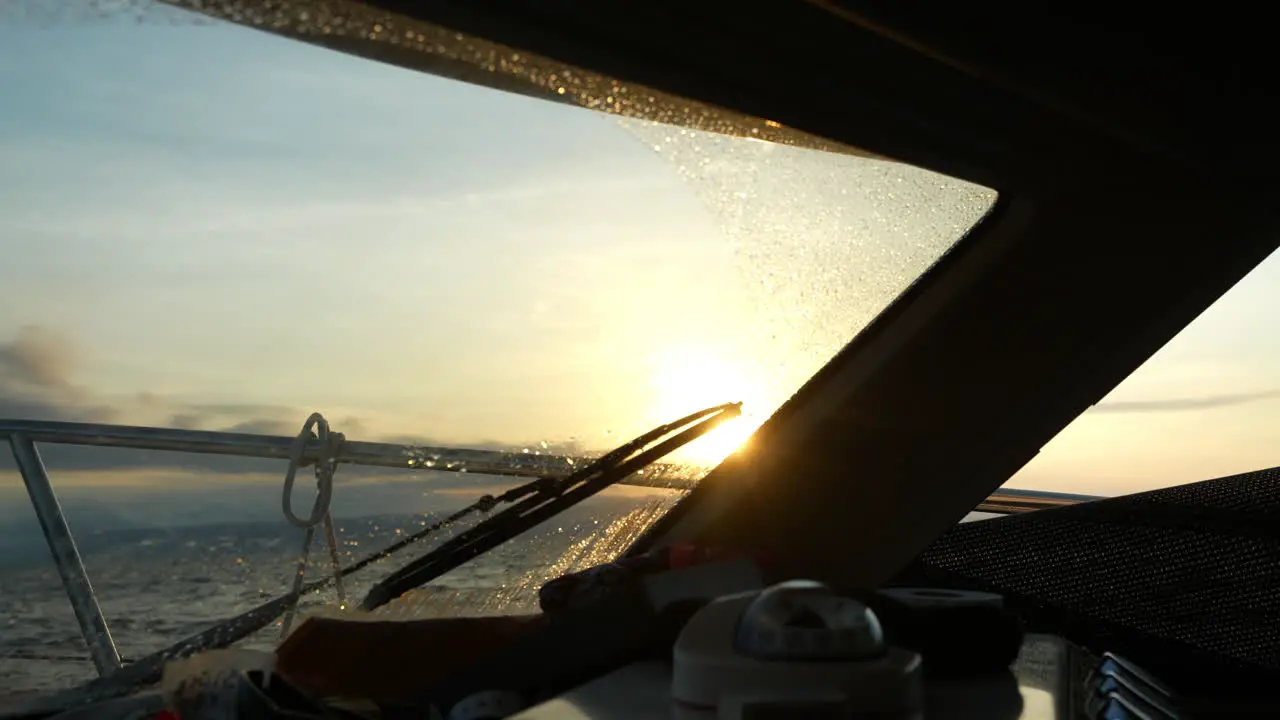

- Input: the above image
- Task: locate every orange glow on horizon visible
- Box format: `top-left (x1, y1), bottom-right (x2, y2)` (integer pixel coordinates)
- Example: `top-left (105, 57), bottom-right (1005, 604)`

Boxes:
top-left (648, 346), bottom-right (768, 465)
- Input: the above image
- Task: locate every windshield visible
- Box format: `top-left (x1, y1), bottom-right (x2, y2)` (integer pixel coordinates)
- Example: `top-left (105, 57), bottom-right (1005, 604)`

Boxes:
top-left (0, 1), bottom-right (996, 701)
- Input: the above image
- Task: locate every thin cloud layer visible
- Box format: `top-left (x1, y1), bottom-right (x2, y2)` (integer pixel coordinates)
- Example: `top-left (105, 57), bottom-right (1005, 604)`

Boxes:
top-left (5, 325), bottom-right (1279, 476)
top-left (1094, 389), bottom-right (1280, 413)
top-left (0, 325), bottom-right (118, 424)
top-left (0, 326), bottom-right (583, 477)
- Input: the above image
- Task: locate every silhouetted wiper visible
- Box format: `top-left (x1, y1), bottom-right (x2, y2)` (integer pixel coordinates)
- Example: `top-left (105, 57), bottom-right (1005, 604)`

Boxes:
top-left (360, 401), bottom-right (742, 610)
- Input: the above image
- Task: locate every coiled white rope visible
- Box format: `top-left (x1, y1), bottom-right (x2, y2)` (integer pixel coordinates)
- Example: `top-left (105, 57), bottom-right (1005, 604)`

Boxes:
top-left (279, 413), bottom-right (347, 638)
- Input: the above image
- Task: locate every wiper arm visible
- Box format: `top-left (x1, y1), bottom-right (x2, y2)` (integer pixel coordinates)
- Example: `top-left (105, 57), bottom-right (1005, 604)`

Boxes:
top-left (359, 401), bottom-right (742, 610)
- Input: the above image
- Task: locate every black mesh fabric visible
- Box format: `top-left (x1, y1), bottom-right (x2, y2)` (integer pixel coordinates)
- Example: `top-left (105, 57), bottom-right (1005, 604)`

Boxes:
top-left (895, 466), bottom-right (1280, 693)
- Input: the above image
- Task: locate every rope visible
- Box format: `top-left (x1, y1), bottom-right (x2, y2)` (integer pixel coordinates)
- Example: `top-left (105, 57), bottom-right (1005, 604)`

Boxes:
top-left (281, 413), bottom-right (339, 528)
top-left (279, 413), bottom-right (347, 638)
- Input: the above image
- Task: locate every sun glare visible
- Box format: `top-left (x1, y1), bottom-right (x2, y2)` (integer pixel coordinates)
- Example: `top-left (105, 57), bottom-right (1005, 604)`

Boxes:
top-left (650, 348), bottom-right (767, 464)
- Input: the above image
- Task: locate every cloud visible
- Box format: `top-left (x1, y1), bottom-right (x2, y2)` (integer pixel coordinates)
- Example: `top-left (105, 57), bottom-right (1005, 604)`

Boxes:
top-left (219, 418), bottom-right (296, 436)
top-left (0, 325), bottom-right (75, 389)
top-left (0, 326), bottom-right (587, 481)
top-left (0, 325), bottom-right (312, 475)
top-left (0, 325), bottom-right (119, 424)
top-left (167, 412), bottom-right (202, 429)
top-left (377, 434), bottom-right (583, 457)
top-left (1093, 390), bottom-right (1280, 414)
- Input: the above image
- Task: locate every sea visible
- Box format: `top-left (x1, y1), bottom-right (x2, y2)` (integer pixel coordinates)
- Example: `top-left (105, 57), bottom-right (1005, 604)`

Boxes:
top-left (0, 477), bottom-right (681, 707)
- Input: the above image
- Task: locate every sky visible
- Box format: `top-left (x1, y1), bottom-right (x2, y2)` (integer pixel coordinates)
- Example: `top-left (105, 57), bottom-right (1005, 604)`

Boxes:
top-left (0, 2), bottom-right (1277, 511)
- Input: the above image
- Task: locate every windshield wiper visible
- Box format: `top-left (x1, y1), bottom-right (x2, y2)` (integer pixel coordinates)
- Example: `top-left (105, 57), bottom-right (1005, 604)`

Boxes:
top-left (5, 402), bottom-right (741, 718)
top-left (358, 401), bottom-right (742, 610)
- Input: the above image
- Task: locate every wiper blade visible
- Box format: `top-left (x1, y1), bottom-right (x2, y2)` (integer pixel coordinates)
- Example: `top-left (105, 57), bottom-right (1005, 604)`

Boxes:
top-left (4, 403), bottom-right (741, 718)
top-left (359, 401), bottom-right (742, 610)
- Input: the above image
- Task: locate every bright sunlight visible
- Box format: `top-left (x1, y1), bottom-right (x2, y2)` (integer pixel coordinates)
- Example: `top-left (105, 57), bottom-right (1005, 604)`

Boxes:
top-left (649, 347), bottom-right (768, 464)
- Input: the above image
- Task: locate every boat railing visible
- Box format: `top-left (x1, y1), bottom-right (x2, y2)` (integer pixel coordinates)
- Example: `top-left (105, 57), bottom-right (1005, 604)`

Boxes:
top-left (0, 417), bottom-right (1095, 680)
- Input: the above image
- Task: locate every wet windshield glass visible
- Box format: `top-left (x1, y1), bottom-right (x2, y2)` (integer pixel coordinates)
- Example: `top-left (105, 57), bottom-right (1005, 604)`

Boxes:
top-left (0, 1), bottom-right (996, 700)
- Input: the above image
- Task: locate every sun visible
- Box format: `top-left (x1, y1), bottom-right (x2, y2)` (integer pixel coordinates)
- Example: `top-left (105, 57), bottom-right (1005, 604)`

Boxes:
top-left (683, 417), bottom-right (761, 464)
top-left (649, 347), bottom-right (767, 465)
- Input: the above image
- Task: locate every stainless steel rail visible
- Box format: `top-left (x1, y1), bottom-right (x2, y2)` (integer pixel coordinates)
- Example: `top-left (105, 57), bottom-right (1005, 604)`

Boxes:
top-left (7, 435), bottom-right (122, 676)
top-left (0, 417), bottom-right (1097, 679)
top-left (0, 418), bottom-right (700, 487)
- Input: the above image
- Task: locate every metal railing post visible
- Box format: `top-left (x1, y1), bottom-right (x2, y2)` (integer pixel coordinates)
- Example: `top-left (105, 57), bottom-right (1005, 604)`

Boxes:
top-left (8, 434), bottom-right (122, 676)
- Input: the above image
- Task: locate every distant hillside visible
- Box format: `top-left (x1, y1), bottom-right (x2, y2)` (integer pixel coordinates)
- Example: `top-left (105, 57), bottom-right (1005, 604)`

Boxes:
top-left (0, 470), bottom-right (544, 536)
top-left (0, 479), bottom-right (676, 571)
